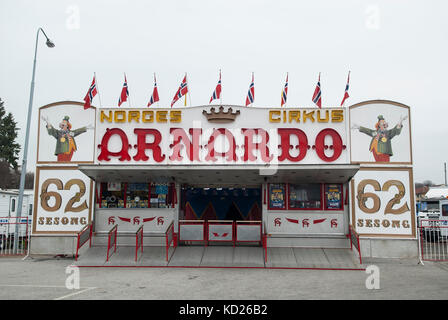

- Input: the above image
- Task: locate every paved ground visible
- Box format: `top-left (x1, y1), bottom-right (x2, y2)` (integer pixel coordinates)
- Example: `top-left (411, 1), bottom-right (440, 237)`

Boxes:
top-left (0, 255), bottom-right (447, 301)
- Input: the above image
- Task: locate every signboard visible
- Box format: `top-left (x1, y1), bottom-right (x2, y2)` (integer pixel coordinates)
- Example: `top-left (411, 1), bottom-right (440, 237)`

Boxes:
top-left (95, 106), bottom-right (349, 165)
top-left (268, 184), bottom-right (286, 210)
top-left (324, 184), bottom-right (343, 210)
top-left (268, 212), bottom-right (344, 235)
top-left (350, 167), bottom-right (416, 238)
top-left (32, 167), bottom-right (94, 234)
top-left (349, 100), bottom-right (412, 164)
top-left (37, 102), bottom-right (96, 164)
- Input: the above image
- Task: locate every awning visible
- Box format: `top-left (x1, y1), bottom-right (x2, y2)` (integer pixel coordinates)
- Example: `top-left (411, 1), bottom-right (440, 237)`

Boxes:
top-left (78, 164), bottom-right (360, 187)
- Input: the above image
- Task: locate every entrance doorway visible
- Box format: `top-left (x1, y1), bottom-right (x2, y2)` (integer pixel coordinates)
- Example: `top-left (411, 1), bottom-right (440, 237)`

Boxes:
top-left (181, 186), bottom-right (262, 221)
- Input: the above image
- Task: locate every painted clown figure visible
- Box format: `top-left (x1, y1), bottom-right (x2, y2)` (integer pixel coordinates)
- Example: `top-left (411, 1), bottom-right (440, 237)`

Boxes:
top-left (42, 115), bottom-right (93, 162)
top-left (352, 114), bottom-right (408, 162)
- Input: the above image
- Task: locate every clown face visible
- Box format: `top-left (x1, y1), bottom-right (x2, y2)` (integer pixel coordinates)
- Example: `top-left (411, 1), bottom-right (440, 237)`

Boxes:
top-left (378, 119), bottom-right (388, 131)
top-left (59, 120), bottom-right (69, 131)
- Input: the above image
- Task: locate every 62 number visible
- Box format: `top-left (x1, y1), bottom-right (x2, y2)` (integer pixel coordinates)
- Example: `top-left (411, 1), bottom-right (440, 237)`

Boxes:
top-left (40, 178), bottom-right (88, 213)
top-left (356, 179), bottom-right (410, 215)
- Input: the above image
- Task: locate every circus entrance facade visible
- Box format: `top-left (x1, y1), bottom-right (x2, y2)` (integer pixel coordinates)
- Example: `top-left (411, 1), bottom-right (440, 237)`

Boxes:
top-left (30, 100), bottom-right (418, 264)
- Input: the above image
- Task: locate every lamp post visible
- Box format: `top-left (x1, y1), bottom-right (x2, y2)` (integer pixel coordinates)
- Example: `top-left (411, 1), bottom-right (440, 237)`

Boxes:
top-left (14, 28), bottom-right (55, 254)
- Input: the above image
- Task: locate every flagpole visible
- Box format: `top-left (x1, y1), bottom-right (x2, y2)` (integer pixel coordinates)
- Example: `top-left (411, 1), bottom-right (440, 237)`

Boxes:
top-left (341, 70), bottom-right (350, 107)
top-left (319, 72), bottom-right (321, 108)
top-left (186, 72), bottom-right (192, 107)
top-left (251, 72), bottom-right (254, 107)
top-left (155, 73), bottom-right (160, 108)
top-left (94, 72), bottom-right (102, 107)
top-left (219, 69), bottom-right (222, 105)
top-left (125, 72), bottom-right (131, 108)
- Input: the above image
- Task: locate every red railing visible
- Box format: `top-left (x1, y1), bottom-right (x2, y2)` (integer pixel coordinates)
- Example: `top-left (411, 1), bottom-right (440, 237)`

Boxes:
top-left (262, 221), bottom-right (268, 263)
top-left (178, 220), bottom-right (265, 249)
top-left (178, 220), bottom-right (207, 245)
top-left (349, 225), bottom-right (362, 265)
top-left (135, 225), bottom-right (144, 262)
top-left (207, 220), bottom-right (235, 246)
top-left (106, 225), bottom-right (118, 262)
top-left (0, 217), bottom-right (30, 256)
top-left (235, 220), bottom-right (262, 246)
top-left (419, 220), bottom-right (448, 262)
top-left (165, 221), bottom-right (175, 262)
top-left (75, 222), bottom-right (93, 261)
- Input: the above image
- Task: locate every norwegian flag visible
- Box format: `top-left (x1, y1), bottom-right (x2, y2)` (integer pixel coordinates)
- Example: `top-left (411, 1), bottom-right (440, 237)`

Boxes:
top-left (147, 74), bottom-right (160, 107)
top-left (312, 73), bottom-right (322, 108)
top-left (171, 74), bottom-right (188, 107)
top-left (281, 73), bottom-right (288, 107)
top-left (209, 70), bottom-right (222, 104)
top-left (340, 71), bottom-right (350, 106)
top-left (245, 72), bottom-right (255, 106)
top-left (83, 75), bottom-right (97, 110)
top-left (118, 74), bottom-right (129, 107)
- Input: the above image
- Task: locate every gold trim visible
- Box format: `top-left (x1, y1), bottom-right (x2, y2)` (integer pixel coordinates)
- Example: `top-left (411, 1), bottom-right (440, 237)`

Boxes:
top-left (32, 166), bottom-right (94, 235)
top-left (348, 100), bottom-right (413, 165)
top-left (37, 101), bottom-right (96, 164)
top-left (350, 167), bottom-right (416, 239)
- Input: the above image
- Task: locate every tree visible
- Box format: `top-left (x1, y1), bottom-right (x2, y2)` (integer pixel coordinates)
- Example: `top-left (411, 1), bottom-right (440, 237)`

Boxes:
top-left (0, 98), bottom-right (20, 169)
top-left (422, 180), bottom-right (434, 187)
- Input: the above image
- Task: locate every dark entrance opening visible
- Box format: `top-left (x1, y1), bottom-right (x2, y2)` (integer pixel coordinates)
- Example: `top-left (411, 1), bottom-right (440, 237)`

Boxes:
top-left (181, 186), bottom-right (262, 221)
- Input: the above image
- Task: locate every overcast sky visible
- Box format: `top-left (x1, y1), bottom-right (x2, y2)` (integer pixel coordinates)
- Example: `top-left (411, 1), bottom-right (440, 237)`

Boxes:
top-left (1, 0), bottom-right (447, 184)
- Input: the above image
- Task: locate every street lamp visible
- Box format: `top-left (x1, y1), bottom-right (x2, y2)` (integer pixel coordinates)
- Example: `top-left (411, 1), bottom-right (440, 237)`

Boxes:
top-left (14, 28), bottom-right (55, 254)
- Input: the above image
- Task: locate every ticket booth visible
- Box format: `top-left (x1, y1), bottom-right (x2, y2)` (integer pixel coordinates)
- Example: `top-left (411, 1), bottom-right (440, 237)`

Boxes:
top-left (30, 100), bottom-right (417, 262)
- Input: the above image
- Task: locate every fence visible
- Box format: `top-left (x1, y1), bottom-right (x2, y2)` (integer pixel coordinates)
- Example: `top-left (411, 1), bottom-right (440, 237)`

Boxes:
top-left (106, 225), bottom-right (118, 262)
top-left (235, 220), bottom-right (262, 246)
top-left (178, 220), bottom-right (207, 245)
top-left (349, 225), bottom-right (362, 265)
top-left (135, 225), bottom-right (144, 262)
top-left (419, 219), bottom-right (448, 262)
top-left (262, 221), bottom-right (268, 263)
top-left (0, 217), bottom-right (30, 256)
top-left (75, 222), bottom-right (93, 261)
top-left (165, 221), bottom-right (176, 262)
top-left (207, 220), bottom-right (234, 245)
top-left (178, 220), bottom-right (264, 248)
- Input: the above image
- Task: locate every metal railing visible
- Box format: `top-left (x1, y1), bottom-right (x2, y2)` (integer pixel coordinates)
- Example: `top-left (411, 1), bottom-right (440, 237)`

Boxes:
top-left (75, 222), bottom-right (93, 261)
top-left (178, 220), bottom-right (207, 245)
top-left (235, 220), bottom-right (262, 246)
top-left (262, 221), bottom-right (268, 263)
top-left (419, 219), bottom-right (448, 262)
top-left (0, 217), bottom-right (30, 256)
top-left (207, 220), bottom-right (235, 246)
top-left (349, 225), bottom-right (362, 265)
top-left (135, 225), bottom-right (144, 262)
top-left (106, 225), bottom-right (118, 262)
top-left (165, 221), bottom-right (176, 262)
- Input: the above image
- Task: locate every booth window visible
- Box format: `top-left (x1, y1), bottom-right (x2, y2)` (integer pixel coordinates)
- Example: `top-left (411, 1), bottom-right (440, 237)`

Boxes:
top-left (288, 183), bottom-right (322, 210)
top-left (324, 183), bottom-right (343, 210)
top-left (150, 183), bottom-right (169, 208)
top-left (268, 183), bottom-right (287, 210)
top-left (442, 204), bottom-right (448, 217)
top-left (126, 183), bottom-right (149, 208)
top-left (101, 182), bottom-right (125, 208)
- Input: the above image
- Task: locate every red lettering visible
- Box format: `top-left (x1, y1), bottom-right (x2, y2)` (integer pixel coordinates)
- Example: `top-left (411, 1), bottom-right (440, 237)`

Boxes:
top-left (241, 128), bottom-right (273, 162)
top-left (169, 128), bottom-right (202, 162)
top-left (97, 128), bottom-right (131, 161)
top-left (277, 128), bottom-right (308, 162)
top-left (205, 128), bottom-right (237, 162)
top-left (314, 128), bottom-right (344, 162)
top-left (133, 129), bottom-right (165, 162)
